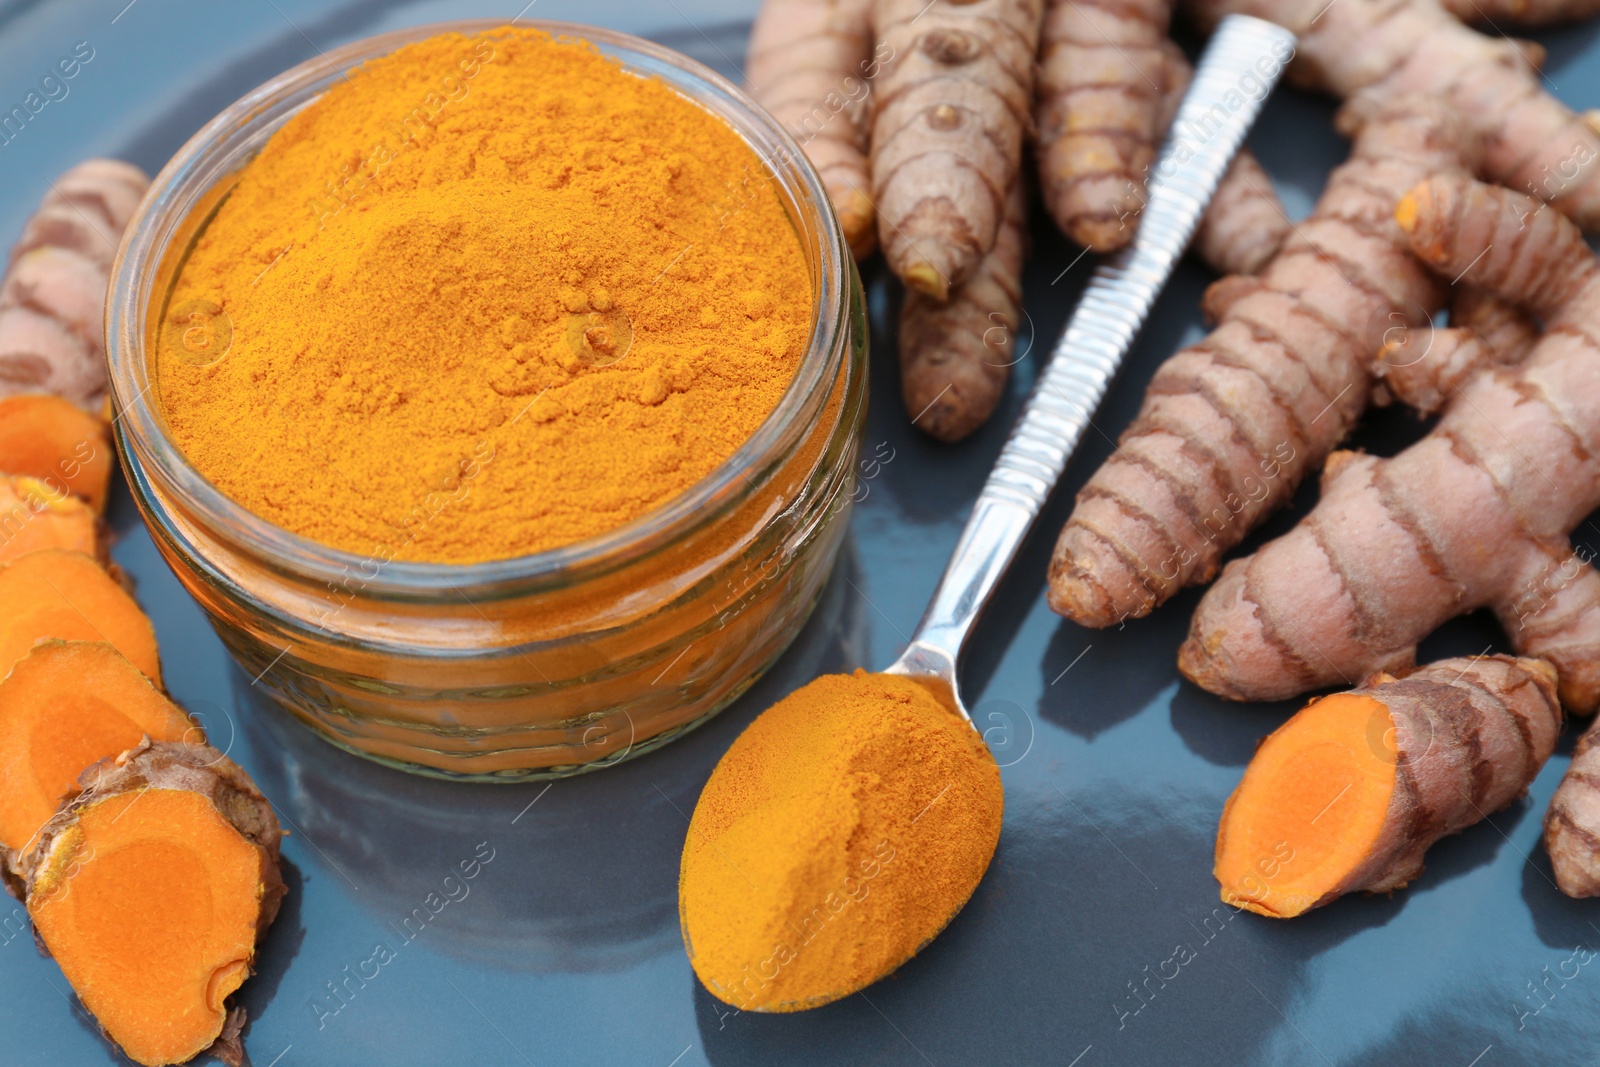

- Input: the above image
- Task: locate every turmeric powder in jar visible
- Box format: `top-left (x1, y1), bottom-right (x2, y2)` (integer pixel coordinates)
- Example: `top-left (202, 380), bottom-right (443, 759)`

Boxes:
top-left (159, 27), bottom-right (811, 564)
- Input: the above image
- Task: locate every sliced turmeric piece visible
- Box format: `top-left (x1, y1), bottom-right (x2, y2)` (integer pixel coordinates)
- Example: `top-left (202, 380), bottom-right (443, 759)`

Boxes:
top-left (0, 395), bottom-right (113, 511)
top-left (0, 550), bottom-right (160, 685)
top-left (0, 474), bottom-right (97, 562)
top-left (1216, 656), bottom-right (1560, 917)
top-left (19, 739), bottom-right (284, 1067)
top-left (0, 642), bottom-right (196, 871)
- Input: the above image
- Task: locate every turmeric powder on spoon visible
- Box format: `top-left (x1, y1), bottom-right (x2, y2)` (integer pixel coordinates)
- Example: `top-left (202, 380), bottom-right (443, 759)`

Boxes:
top-left (680, 671), bottom-right (1002, 1011)
top-left (159, 28), bottom-right (810, 563)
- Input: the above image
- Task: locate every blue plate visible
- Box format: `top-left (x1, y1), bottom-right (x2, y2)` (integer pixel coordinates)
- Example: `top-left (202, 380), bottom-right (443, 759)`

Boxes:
top-left (2, 1), bottom-right (1598, 1063)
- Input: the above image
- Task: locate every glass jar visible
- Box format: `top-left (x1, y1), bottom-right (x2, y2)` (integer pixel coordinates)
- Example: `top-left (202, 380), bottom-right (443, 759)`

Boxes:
top-left (107, 19), bottom-right (866, 781)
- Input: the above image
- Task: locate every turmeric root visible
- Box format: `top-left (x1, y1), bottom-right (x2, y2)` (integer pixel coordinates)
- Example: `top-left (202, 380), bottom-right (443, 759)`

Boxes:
top-left (1184, 0), bottom-right (1600, 232)
top-left (869, 0), bottom-right (1044, 299)
top-left (0, 474), bottom-right (97, 563)
top-left (0, 642), bottom-right (195, 875)
top-left (0, 550), bottom-right (159, 686)
top-left (1216, 655), bottom-right (1560, 917)
top-left (1048, 97), bottom-right (1471, 627)
top-left (1, 159), bottom-right (149, 412)
top-left (1439, 0), bottom-right (1600, 24)
top-left (747, 0), bottom-right (880, 258)
top-left (19, 739), bottom-right (284, 1067)
top-left (1194, 149), bottom-right (1286, 276)
top-left (1182, 176), bottom-right (1600, 711)
top-left (1545, 715), bottom-right (1600, 897)
top-left (0, 395), bottom-right (113, 511)
top-left (1375, 286), bottom-right (1540, 414)
top-left (899, 179), bottom-right (1027, 441)
top-left (1035, 0), bottom-right (1171, 251)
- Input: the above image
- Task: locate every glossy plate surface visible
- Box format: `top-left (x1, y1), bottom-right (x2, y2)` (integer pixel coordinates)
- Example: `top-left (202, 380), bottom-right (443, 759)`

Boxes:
top-left (1, 2), bottom-right (1597, 1063)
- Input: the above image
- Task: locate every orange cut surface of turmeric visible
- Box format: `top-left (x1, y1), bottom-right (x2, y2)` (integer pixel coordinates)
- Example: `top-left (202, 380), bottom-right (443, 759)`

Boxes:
top-left (0, 550), bottom-right (161, 685)
top-left (1215, 693), bottom-right (1396, 918)
top-left (159, 27), bottom-right (811, 564)
top-left (0, 395), bottom-right (113, 512)
top-left (680, 670), bottom-right (1002, 1011)
top-left (0, 642), bottom-right (194, 859)
top-left (0, 474), bottom-right (96, 563)
top-left (27, 789), bottom-right (266, 1066)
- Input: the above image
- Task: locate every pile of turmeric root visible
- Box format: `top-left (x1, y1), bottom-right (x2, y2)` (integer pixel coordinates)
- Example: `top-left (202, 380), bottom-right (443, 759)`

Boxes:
top-left (0, 162), bottom-right (285, 1066)
top-left (747, 0), bottom-right (1600, 441)
top-left (749, 1), bottom-right (1600, 912)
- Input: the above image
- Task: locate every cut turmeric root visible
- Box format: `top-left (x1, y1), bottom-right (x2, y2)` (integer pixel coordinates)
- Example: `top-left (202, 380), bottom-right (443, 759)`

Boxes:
top-left (1216, 656), bottom-right (1561, 917)
top-left (0, 473), bottom-right (97, 562)
top-left (0, 642), bottom-right (196, 874)
top-left (18, 739), bottom-right (284, 1067)
top-left (0, 394), bottom-right (113, 511)
top-left (0, 550), bottom-right (159, 685)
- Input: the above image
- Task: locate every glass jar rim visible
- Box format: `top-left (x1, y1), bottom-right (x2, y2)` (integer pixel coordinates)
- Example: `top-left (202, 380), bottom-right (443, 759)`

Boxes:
top-left (107, 18), bottom-right (852, 598)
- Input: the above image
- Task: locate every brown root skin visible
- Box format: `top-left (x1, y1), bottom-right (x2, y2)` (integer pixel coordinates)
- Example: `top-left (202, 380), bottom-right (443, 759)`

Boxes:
top-left (1375, 288), bottom-right (1540, 414)
top-left (1217, 656), bottom-right (1560, 918)
top-left (1048, 97), bottom-right (1471, 629)
top-left (1185, 0), bottom-right (1600, 232)
top-left (1, 160), bottom-right (149, 413)
top-left (871, 0), bottom-right (1044, 296)
top-left (0, 550), bottom-right (161, 686)
top-left (1036, 0), bottom-right (1170, 251)
top-left (1439, 0), bottom-right (1600, 25)
top-left (1196, 151), bottom-right (1289, 276)
top-left (746, 0), bottom-right (878, 258)
top-left (0, 395), bottom-right (113, 511)
top-left (1546, 716), bottom-right (1600, 897)
top-left (900, 179), bottom-right (1027, 441)
top-left (1184, 177), bottom-right (1600, 710)
top-left (21, 739), bottom-right (283, 1067)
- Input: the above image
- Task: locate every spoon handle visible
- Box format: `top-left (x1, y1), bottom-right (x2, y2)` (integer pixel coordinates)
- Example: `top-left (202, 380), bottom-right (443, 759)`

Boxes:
top-left (903, 14), bottom-right (1297, 665)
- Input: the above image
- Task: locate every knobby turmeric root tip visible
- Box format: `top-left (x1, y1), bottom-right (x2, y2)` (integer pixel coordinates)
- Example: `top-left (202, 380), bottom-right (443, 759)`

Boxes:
top-left (20, 739), bottom-right (284, 1067)
top-left (871, 0), bottom-right (1044, 296)
top-left (680, 670), bottom-right (1002, 1011)
top-left (1374, 287), bottom-right (1539, 415)
top-left (0, 550), bottom-right (161, 685)
top-left (0, 473), bottom-right (97, 563)
top-left (0, 642), bottom-right (197, 881)
top-left (900, 179), bottom-right (1027, 441)
top-left (0, 395), bottom-right (113, 511)
top-left (1035, 0), bottom-right (1169, 252)
top-left (1216, 656), bottom-right (1560, 917)
top-left (1544, 715), bottom-right (1600, 898)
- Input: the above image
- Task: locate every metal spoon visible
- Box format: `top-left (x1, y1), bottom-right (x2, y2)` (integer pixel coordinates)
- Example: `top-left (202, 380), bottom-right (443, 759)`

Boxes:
top-left (680, 15), bottom-right (1297, 1013)
top-left (888, 13), bottom-right (1297, 718)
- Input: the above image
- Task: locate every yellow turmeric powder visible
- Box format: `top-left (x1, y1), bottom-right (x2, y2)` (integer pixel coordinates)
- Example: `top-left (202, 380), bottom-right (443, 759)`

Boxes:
top-left (679, 670), bottom-right (1002, 1010)
top-left (159, 27), bottom-right (811, 564)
